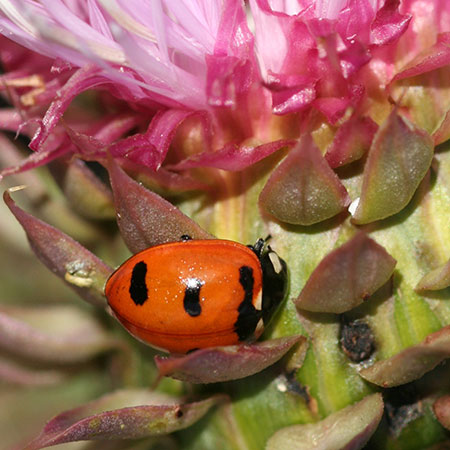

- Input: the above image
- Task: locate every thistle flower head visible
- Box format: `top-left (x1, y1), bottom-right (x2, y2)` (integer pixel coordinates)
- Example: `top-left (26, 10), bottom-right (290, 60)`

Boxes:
top-left (0, 1), bottom-right (450, 449)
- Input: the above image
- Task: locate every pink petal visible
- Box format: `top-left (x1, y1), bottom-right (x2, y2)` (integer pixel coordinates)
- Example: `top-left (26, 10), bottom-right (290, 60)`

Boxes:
top-left (370, 0), bottom-right (412, 46)
top-left (168, 139), bottom-right (295, 171)
top-left (313, 97), bottom-right (350, 125)
top-left (109, 109), bottom-right (204, 170)
top-left (393, 32), bottom-right (450, 82)
top-left (29, 65), bottom-right (109, 151)
top-left (155, 336), bottom-right (306, 384)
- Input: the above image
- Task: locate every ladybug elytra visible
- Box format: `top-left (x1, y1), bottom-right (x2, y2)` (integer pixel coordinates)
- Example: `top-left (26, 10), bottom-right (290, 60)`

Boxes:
top-left (105, 237), bottom-right (287, 354)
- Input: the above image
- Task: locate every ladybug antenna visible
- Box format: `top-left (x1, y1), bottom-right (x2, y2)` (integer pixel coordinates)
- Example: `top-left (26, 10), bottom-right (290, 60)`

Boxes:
top-left (248, 235), bottom-right (271, 257)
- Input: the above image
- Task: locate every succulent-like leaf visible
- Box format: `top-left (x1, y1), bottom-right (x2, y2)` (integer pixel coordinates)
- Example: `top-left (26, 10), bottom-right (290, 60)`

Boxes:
top-left (325, 116), bottom-right (378, 168)
top-left (49, 158), bottom-right (115, 220)
top-left (25, 390), bottom-right (224, 449)
top-left (155, 336), bottom-right (305, 384)
top-left (4, 190), bottom-right (112, 307)
top-left (352, 112), bottom-right (434, 224)
top-left (259, 136), bottom-right (350, 225)
top-left (0, 305), bottom-right (119, 364)
top-left (0, 355), bottom-right (65, 386)
top-left (359, 325), bottom-right (450, 387)
top-left (433, 395), bottom-right (450, 430)
top-left (108, 159), bottom-right (213, 253)
top-left (416, 258), bottom-right (450, 291)
top-left (265, 393), bottom-right (384, 450)
top-left (432, 109), bottom-right (450, 145)
top-left (294, 232), bottom-right (396, 313)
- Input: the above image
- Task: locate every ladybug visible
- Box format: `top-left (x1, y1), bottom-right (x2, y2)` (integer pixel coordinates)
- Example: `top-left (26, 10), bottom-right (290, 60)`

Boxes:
top-left (105, 236), bottom-right (287, 354)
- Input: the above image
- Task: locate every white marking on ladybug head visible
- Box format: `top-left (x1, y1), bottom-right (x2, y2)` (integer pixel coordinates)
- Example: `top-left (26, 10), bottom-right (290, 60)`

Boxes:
top-left (254, 289), bottom-right (262, 311)
top-left (269, 252), bottom-right (283, 274)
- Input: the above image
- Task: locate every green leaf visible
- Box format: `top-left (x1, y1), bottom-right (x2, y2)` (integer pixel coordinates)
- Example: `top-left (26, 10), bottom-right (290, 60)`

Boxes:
top-left (259, 135), bottom-right (350, 225)
top-left (352, 112), bottom-right (434, 224)
top-left (266, 393), bottom-right (384, 450)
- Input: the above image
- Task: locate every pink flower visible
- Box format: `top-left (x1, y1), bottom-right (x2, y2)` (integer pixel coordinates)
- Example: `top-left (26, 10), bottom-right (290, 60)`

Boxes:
top-left (0, 0), bottom-right (449, 177)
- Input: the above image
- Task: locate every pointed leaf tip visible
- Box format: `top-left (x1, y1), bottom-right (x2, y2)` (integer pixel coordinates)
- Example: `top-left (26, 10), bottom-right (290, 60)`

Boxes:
top-left (359, 325), bottom-right (450, 387)
top-left (259, 136), bottom-right (350, 225)
top-left (155, 336), bottom-right (305, 384)
top-left (0, 305), bottom-right (118, 364)
top-left (433, 395), bottom-right (450, 430)
top-left (294, 232), bottom-right (396, 313)
top-left (107, 159), bottom-right (213, 253)
top-left (3, 190), bottom-right (112, 307)
top-left (352, 112), bottom-right (434, 224)
top-left (25, 390), bottom-right (224, 449)
top-left (266, 393), bottom-right (384, 450)
top-left (415, 258), bottom-right (450, 291)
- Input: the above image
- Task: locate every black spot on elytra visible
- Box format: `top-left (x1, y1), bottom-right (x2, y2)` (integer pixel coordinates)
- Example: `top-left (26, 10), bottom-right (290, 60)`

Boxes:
top-left (234, 266), bottom-right (261, 341)
top-left (183, 278), bottom-right (203, 317)
top-left (129, 261), bottom-right (148, 306)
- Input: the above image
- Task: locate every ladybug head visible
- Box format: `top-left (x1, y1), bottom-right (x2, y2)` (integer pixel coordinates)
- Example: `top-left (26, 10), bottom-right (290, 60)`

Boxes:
top-left (249, 237), bottom-right (288, 325)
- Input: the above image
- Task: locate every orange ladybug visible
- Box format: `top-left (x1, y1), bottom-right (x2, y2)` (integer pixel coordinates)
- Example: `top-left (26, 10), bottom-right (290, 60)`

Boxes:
top-left (105, 236), bottom-right (287, 353)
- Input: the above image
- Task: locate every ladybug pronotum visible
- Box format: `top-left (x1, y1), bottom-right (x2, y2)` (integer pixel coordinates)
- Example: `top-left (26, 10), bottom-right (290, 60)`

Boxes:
top-left (105, 237), bottom-right (287, 354)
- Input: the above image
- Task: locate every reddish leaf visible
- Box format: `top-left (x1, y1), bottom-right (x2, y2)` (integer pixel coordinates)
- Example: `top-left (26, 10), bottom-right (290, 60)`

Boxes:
top-left (259, 136), bottom-right (350, 225)
top-left (416, 258), bottom-right (450, 291)
top-left (294, 232), bottom-right (396, 313)
top-left (155, 336), bottom-right (305, 384)
top-left (25, 390), bottom-right (224, 449)
top-left (50, 158), bottom-right (115, 220)
top-left (266, 393), bottom-right (384, 450)
top-left (433, 395), bottom-right (450, 430)
top-left (0, 356), bottom-right (65, 386)
top-left (325, 116), bottom-right (378, 168)
top-left (359, 325), bottom-right (450, 388)
top-left (107, 158), bottom-right (212, 253)
top-left (352, 112), bottom-right (434, 224)
top-left (0, 305), bottom-right (118, 364)
top-left (4, 189), bottom-right (112, 307)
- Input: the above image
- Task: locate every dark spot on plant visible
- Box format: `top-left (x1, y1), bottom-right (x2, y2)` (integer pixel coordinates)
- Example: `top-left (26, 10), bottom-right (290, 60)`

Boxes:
top-left (340, 317), bottom-right (375, 362)
top-left (384, 384), bottom-right (423, 437)
top-left (175, 407), bottom-right (184, 418)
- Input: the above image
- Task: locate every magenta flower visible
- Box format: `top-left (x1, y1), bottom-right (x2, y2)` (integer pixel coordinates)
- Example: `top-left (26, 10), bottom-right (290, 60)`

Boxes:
top-left (0, 1), bottom-right (449, 449)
